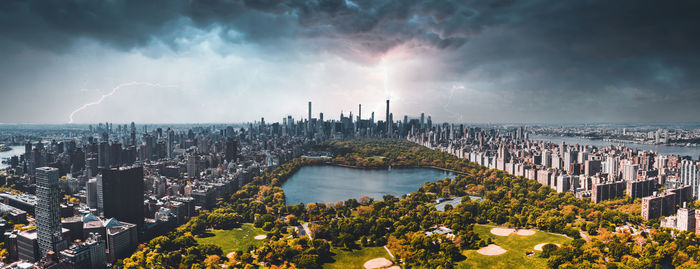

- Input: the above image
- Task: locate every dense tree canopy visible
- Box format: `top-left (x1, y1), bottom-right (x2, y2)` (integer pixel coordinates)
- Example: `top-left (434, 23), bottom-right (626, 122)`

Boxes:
top-left (118, 139), bottom-right (700, 268)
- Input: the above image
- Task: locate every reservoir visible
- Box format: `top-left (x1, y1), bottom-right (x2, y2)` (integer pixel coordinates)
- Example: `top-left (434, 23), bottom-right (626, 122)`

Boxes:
top-left (282, 165), bottom-right (454, 205)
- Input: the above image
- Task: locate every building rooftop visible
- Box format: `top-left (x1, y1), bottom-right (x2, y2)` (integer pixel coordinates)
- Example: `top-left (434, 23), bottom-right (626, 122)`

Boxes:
top-left (103, 218), bottom-right (122, 228)
top-left (0, 203), bottom-right (25, 214)
top-left (18, 229), bottom-right (37, 240)
top-left (82, 213), bottom-right (99, 222)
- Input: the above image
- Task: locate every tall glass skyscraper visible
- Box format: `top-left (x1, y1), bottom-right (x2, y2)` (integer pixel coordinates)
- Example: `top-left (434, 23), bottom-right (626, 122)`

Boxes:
top-left (98, 166), bottom-right (145, 229)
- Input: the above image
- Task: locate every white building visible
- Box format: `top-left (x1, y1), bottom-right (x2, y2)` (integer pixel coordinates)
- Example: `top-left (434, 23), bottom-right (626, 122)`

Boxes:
top-left (680, 160), bottom-right (699, 198)
top-left (678, 207), bottom-right (696, 232)
top-left (622, 161), bottom-right (638, 181)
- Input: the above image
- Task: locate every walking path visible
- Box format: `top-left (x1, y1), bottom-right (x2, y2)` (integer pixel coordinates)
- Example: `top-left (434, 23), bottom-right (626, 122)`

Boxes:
top-left (384, 246), bottom-right (395, 259)
top-left (302, 222), bottom-right (313, 239)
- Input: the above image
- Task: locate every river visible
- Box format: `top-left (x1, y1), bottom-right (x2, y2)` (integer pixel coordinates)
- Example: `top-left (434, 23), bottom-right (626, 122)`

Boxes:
top-left (531, 135), bottom-right (700, 159)
top-left (0, 145), bottom-right (25, 169)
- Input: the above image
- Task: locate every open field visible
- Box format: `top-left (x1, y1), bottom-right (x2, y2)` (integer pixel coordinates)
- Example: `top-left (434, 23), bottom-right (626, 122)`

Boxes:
top-left (323, 246), bottom-right (392, 269)
top-left (367, 156), bottom-right (386, 162)
top-left (457, 225), bottom-right (571, 269)
top-left (195, 223), bottom-right (267, 254)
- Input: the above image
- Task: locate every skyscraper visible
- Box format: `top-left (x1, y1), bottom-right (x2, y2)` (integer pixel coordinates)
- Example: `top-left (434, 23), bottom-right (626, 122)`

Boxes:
top-left (389, 113), bottom-right (393, 136)
top-left (98, 166), bottom-right (145, 229)
top-left (308, 101), bottom-right (312, 134)
top-left (358, 104), bottom-right (362, 121)
top-left (97, 141), bottom-right (109, 168)
top-left (167, 129), bottom-right (175, 158)
top-left (187, 155), bottom-right (200, 179)
top-left (35, 167), bottom-right (66, 257)
top-left (225, 138), bottom-right (238, 163)
top-left (385, 99), bottom-right (390, 134)
top-left (109, 142), bottom-right (122, 167)
top-left (86, 178), bottom-right (98, 209)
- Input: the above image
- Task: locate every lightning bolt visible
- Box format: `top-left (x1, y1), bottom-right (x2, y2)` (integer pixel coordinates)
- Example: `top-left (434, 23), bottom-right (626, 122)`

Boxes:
top-left (382, 58), bottom-right (390, 100)
top-left (445, 84), bottom-right (464, 108)
top-left (444, 84), bottom-right (465, 123)
top-left (68, 82), bottom-right (178, 123)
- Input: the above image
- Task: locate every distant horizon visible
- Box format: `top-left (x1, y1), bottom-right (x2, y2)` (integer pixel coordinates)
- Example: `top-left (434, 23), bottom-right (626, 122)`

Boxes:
top-left (1, 121), bottom-right (700, 126)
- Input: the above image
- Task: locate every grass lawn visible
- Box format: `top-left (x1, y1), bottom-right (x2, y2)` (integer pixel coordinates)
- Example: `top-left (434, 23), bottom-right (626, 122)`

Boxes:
top-left (323, 246), bottom-right (392, 269)
top-left (195, 223), bottom-right (268, 254)
top-left (457, 225), bottom-right (571, 269)
top-left (367, 156), bottom-right (386, 162)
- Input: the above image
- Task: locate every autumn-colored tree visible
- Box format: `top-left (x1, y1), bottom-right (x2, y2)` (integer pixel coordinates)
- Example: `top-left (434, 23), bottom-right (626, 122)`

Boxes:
top-left (203, 255), bottom-right (222, 269)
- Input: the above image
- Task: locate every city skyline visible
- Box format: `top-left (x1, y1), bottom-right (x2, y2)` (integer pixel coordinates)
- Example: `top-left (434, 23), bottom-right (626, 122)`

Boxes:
top-left (2, 98), bottom-right (700, 126)
top-left (0, 97), bottom-right (699, 267)
top-left (1, 0), bottom-right (700, 124)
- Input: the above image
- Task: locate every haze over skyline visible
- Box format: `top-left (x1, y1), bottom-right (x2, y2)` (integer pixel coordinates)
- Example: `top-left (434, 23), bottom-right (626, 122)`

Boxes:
top-left (1, 0), bottom-right (699, 124)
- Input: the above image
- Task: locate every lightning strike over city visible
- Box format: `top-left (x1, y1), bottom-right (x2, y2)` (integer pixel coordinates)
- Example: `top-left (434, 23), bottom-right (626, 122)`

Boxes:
top-left (0, 1), bottom-right (699, 268)
top-left (68, 82), bottom-right (179, 124)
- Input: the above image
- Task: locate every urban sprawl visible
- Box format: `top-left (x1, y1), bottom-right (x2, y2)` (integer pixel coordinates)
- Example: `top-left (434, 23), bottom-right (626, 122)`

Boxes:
top-left (0, 100), bottom-right (699, 268)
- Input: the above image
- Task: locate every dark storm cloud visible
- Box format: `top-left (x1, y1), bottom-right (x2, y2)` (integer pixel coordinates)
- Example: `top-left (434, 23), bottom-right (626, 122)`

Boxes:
top-left (434, 0), bottom-right (700, 106)
top-left (0, 0), bottom-right (477, 57)
top-left (2, 0), bottom-right (699, 63)
top-left (1, 0), bottom-right (700, 122)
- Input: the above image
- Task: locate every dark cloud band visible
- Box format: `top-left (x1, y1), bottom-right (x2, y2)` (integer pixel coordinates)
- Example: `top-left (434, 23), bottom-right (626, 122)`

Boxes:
top-left (1, 0), bottom-right (699, 123)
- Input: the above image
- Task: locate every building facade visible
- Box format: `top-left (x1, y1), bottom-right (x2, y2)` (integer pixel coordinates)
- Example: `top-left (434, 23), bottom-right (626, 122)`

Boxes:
top-left (98, 166), bottom-right (145, 229)
top-left (35, 167), bottom-right (66, 257)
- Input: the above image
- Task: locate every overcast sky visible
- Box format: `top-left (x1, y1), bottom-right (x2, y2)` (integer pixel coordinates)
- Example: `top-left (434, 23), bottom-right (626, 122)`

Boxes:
top-left (1, 0), bottom-right (699, 124)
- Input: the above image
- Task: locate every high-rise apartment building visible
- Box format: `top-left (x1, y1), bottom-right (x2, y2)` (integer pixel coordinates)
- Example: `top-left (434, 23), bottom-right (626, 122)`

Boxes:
top-left (35, 167), bottom-right (67, 257)
top-left (187, 154), bottom-right (201, 179)
top-left (552, 154), bottom-right (561, 170)
top-left (542, 149), bottom-right (551, 168)
top-left (625, 178), bottom-right (657, 198)
top-left (555, 175), bottom-right (571, 193)
top-left (622, 162), bottom-right (639, 181)
top-left (584, 160), bottom-right (602, 176)
top-left (678, 207), bottom-right (696, 232)
top-left (605, 157), bottom-right (619, 180)
top-left (680, 160), bottom-right (699, 198)
top-left (591, 180), bottom-right (625, 203)
top-left (563, 150), bottom-right (578, 172)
